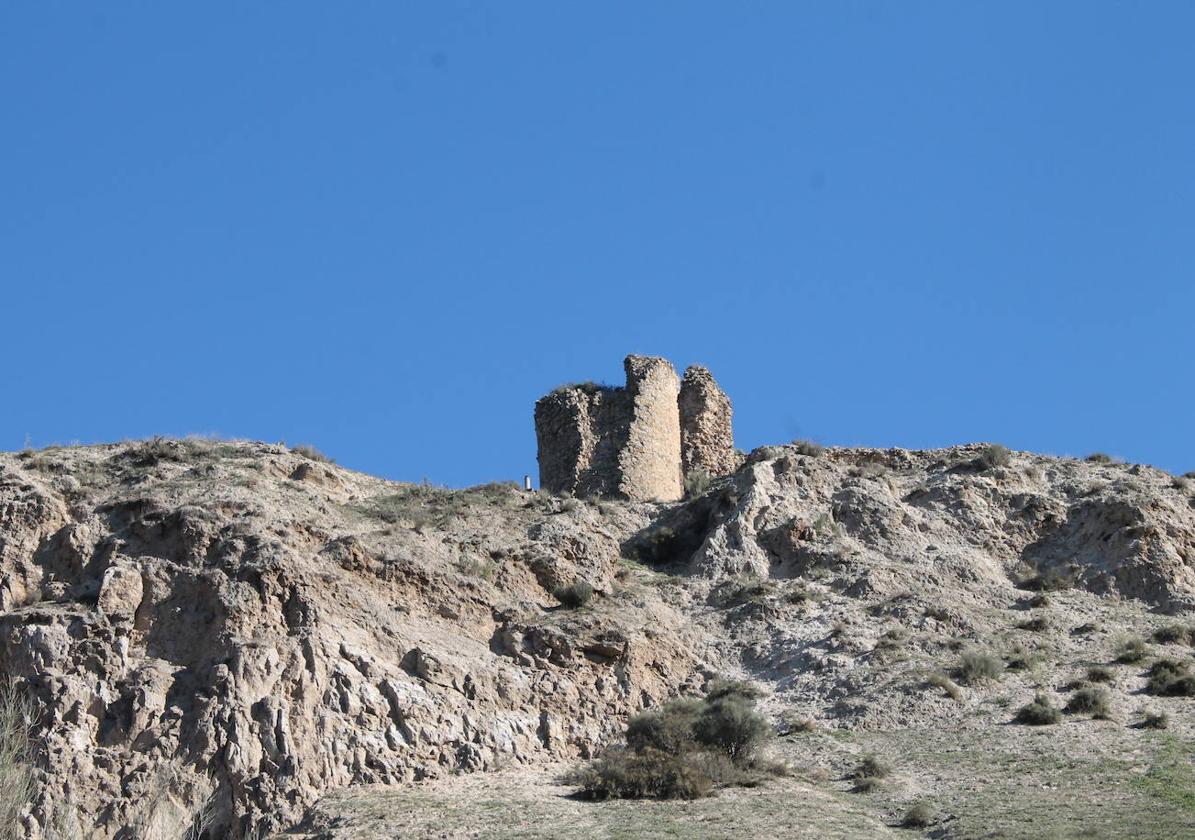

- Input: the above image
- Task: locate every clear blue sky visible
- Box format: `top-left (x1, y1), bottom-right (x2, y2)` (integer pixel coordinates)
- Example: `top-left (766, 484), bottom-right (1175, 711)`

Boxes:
top-left (3, 3), bottom-right (1193, 486)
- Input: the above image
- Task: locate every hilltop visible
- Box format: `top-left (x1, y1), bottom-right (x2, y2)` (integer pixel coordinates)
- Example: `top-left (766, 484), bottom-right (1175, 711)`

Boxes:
top-left (1, 437), bottom-right (1193, 838)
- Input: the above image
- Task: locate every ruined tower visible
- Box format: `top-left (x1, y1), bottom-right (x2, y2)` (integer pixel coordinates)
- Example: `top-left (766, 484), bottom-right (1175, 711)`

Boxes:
top-left (678, 364), bottom-right (737, 478)
top-left (535, 355), bottom-right (734, 501)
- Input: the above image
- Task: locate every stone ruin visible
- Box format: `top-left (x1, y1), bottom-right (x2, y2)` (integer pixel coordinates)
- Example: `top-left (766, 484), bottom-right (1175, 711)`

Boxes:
top-left (534, 354), bottom-right (737, 501)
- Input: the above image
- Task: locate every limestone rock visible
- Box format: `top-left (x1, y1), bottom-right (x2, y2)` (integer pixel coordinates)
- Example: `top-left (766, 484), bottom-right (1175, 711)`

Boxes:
top-left (96, 563), bottom-right (143, 620)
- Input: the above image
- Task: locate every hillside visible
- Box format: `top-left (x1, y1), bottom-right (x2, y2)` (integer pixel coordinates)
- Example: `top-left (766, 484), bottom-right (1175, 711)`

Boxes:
top-left (1, 438), bottom-right (1193, 838)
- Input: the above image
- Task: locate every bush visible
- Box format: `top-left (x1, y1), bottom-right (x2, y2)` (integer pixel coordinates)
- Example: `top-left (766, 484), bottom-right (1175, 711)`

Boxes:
top-left (1086, 665), bottom-right (1114, 684)
top-left (683, 467), bottom-right (712, 498)
top-left (691, 694), bottom-right (773, 765)
top-left (553, 581), bottom-right (594, 609)
top-left (1064, 686), bottom-right (1111, 718)
top-left (291, 443), bottom-right (333, 463)
top-left (852, 754), bottom-right (892, 780)
top-left (569, 681), bottom-right (775, 800)
top-left (902, 801), bottom-right (934, 828)
top-left (626, 701), bottom-right (703, 755)
top-left (0, 686), bottom-right (33, 832)
top-left (977, 444), bottom-right (1012, 470)
top-left (955, 650), bottom-right (1003, 685)
top-left (566, 747), bottom-right (715, 800)
top-left (1017, 615), bottom-right (1050, 632)
top-left (1116, 636), bottom-right (1150, 664)
top-left (927, 672), bottom-right (962, 701)
top-left (791, 440), bottom-right (825, 457)
top-left (1152, 624), bottom-right (1194, 646)
top-left (1015, 693), bottom-right (1061, 725)
top-left (1020, 565), bottom-right (1077, 592)
top-left (1005, 646), bottom-right (1042, 672)
top-left (1145, 659), bottom-right (1195, 697)
top-left (1140, 710), bottom-right (1169, 730)
top-left (1026, 592), bottom-right (1051, 608)
top-left (1086, 452), bottom-right (1115, 464)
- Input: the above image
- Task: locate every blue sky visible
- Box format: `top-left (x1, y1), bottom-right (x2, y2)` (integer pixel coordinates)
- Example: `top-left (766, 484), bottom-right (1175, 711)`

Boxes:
top-left (3, 3), bottom-right (1193, 486)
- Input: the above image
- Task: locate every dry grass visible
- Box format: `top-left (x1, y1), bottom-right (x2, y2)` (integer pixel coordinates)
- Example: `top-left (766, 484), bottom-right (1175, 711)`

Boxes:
top-left (0, 685), bottom-right (34, 834)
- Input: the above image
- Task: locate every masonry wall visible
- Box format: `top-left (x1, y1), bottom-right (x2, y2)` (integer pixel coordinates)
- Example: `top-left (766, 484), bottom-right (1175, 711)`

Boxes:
top-left (535, 355), bottom-right (684, 501)
top-left (678, 364), bottom-right (738, 478)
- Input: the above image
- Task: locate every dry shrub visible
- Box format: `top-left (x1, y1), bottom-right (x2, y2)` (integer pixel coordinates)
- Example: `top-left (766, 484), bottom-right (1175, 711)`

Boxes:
top-left (567, 680), bottom-right (775, 800)
top-left (1014, 692), bottom-right (1061, 725)
top-left (955, 650), bottom-right (1003, 685)
top-left (1064, 685), bottom-right (1111, 719)
top-left (553, 581), bottom-right (594, 609)
top-left (1145, 659), bottom-right (1195, 697)
top-left (0, 685), bottom-right (34, 832)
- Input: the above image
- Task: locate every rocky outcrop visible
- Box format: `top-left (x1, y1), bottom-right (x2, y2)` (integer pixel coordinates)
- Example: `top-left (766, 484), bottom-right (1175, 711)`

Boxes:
top-left (678, 365), bottom-right (738, 479)
top-left (0, 443), bottom-right (707, 838)
top-left (3, 438), bottom-right (1195, 836)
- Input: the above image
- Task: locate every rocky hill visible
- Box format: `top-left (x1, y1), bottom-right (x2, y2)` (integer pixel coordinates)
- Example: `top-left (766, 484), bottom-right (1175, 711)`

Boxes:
top-left (1, 438), bottom-right (1194, 838)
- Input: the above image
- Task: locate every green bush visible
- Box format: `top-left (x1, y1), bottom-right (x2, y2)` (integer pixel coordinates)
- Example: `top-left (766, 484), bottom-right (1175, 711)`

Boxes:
top-left (692, 695), bottom-right (772, 765)
top-left (291, 443), bottom-right (333, 463)
top-left (977, 444), bottom-right (1012, 470)
top-left (1064, 685), bottom-right (1111, 718)
top-left (1015, 693), bottom-right (1061, 725)
top-left (1116, 636), bottom-right (1150, 664)
top-left (684, 467), bottom-right (712, 498)
top-left (1145, 659), bottom-right (1195, 697)
top-left (565, 747), bottom-right (715, 800)
top-left (1152, 624), bottom-right (1195, 646)
top-left (568, 681), bottom-right (775, 800)
top-left (955, 650), bottom-right (1003, 685)
top-left (902, 801), bottom-right (934, 828)
top-left (1140, 710), bottom-right (1169, 730)
top-left (852, 754), bottom-right (892, 780)
top-left (553, 581), bottom-right (594, 609)
top-left (626, 701), bottom-right (702, 755)
top-left (1086, 665), bottom-right (1114, 684)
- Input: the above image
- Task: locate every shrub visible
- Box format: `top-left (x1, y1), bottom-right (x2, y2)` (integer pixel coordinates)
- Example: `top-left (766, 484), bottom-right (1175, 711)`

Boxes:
top-left (1026, 593), bottom-right (1051, 608)
top-left (1116, 636), bottom-right (1150, 664)
top-left (1086, 452), bottom-right (1115, 464)
top-left (1020, 565), bottom-right (1077, 592)
top-left (291, 443), bottom-right (333, 463)
top-left (1014, 693), bottom-right (1061, 725)
top-left (568, 682), bottom-right (775, 800)
top-left (791, 440), bottom-right (825, 457)
top-left (784, 715), bottom-right (817, 734)
top-left (852, 754), bottom-right (892, 780)
top-left (977, 444), bottom-right (1012, 470)
top-left (1004, 646), bottom-right (1041, 672)
top-left (1064, 686), bottom-right (1111, 719)
top-left (902, 801), bottom-right (934, 828)
top-left (691, 694), bottom-right (773, 765)
top-left (924, 605), bottom-right (950, 621)
top-left (852, 775), bottom-right (883, 793)
top-left (1140, 710), bottom-right (1169, 730)
top-left (1086, 665), bottom-right (1114, 684)
top-left (566, 747), bottom-right (715, 800)
top-left (927, 672), bottom-right (962, 701)
top-left (955, 650), bottom-right (1003, 685)
top-left (1017, 615), bottom-right (1050, 632)
top-left (0, 685), bottom-right (33, 831)
top-left (626, 701), bottom-right (703, 755)
top-left (1152, 624), bottom-right (1195, 646)
top-left (553, 581), bottom-right (594, 609)
top-left (683, 467), bottom-right (712, 498)
top-left (1145, 659), bottom-right (1195, 697)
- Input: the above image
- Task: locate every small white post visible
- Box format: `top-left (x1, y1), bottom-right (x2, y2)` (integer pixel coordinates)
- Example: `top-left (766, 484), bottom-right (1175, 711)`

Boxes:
top-left (523, 474), bottom-right (532, 492)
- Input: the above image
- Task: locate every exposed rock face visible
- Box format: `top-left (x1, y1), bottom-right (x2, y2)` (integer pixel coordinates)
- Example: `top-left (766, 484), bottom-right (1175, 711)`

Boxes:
top-left (4, 439), bottom-right (1195, 837)
top-left (678, 365), bottom-right (738, 479)
top-left (0, 443), bottom-right (706, 838)
top-left (535, 355), bottom-right (683, 501)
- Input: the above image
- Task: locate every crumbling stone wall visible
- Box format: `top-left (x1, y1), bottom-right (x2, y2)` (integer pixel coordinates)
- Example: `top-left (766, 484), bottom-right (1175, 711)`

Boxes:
top-left (536, 355), bottom-right (734, 501)
top-left (678, 365), bottom-right (738, 478)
